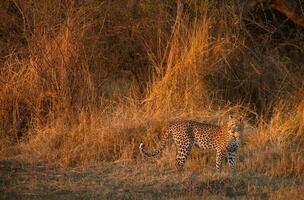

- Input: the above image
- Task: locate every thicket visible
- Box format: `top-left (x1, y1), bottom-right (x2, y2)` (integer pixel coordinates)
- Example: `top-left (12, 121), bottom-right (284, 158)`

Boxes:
top-left (0, 0), bottom-right (303, 171)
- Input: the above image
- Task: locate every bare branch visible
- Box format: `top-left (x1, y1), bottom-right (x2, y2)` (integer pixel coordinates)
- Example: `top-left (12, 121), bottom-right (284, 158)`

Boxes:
top-left (270, 0), bottom-right (304, 28)
top-left (246, 0), bottom-right (304, 28)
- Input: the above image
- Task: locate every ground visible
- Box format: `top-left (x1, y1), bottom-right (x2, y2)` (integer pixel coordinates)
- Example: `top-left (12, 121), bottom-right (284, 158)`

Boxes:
top-left (0, 158), bottom-right (301, 200)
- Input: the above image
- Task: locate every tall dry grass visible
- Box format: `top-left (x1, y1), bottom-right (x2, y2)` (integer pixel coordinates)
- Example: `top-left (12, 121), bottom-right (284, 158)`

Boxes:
top-left (0, 0), bottom-right (303, 179)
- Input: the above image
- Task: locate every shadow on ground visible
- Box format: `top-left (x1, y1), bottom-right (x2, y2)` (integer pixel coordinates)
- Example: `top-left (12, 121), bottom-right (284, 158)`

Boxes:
top-left (0, 160), bottom-right (301, 200)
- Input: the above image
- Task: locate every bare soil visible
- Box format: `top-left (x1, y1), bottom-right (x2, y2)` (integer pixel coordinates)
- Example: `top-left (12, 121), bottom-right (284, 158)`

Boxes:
top-left (0, 159), bottom-right (301, 200)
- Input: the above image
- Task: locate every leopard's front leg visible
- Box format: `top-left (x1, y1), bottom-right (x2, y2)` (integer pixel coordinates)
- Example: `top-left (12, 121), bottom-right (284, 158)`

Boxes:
top-left (215, 148), bottom-right (225, 173)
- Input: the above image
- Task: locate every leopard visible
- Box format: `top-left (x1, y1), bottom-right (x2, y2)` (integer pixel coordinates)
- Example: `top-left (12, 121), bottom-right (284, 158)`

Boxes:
top-left (139, 116), bottom-right (244, 174)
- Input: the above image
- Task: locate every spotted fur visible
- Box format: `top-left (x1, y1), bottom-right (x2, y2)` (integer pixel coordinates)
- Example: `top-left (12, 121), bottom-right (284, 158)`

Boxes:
top-left (139, 116), bottom-right (244, 174)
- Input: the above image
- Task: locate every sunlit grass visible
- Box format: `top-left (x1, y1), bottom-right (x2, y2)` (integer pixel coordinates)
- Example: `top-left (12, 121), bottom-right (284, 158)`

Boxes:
top-left (0, 0), bottom-right (303, 198)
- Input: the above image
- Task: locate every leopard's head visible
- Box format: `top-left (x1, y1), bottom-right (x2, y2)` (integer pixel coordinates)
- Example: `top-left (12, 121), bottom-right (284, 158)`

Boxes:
top-left (227, 115), bottom-right (244, 141)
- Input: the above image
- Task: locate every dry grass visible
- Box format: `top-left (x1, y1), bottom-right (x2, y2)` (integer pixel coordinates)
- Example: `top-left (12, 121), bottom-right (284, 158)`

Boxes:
top-left (0, 0), bottom-right (303, 199)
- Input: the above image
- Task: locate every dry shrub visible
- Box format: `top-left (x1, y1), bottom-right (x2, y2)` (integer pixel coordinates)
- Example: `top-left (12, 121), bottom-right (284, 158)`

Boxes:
top-left (14, 103), bottom-right (151, 167)
top-left (245, 95), bottom-right (304, 176)
top-left (145, 3), bottom-right (210, 116)
top-left (0, 1), bottom-right (98, 142)
top-left (144, 1), bottom-right (243, 117)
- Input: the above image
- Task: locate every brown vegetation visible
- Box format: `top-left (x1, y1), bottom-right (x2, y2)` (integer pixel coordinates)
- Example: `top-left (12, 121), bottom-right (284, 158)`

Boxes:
top-left (0, 0), bottom-right (303, 198)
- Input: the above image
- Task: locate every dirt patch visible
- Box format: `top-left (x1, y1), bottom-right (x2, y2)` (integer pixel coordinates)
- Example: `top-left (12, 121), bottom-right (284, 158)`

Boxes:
top-left (0, 159), bottom-right (301, 199)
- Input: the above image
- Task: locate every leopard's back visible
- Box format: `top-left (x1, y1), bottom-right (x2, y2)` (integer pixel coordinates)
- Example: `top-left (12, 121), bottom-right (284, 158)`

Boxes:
top-left (168, 120), bottom-right (228, 150)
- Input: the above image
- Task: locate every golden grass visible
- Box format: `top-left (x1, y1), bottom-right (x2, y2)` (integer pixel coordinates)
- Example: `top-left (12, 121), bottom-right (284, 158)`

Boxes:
top-left (0, 3), bottom-right (303, 198)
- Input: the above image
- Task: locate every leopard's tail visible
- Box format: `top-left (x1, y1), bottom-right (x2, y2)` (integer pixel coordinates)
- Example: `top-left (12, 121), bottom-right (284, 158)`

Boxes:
top-left (139, 128), bottom-right (171, 157)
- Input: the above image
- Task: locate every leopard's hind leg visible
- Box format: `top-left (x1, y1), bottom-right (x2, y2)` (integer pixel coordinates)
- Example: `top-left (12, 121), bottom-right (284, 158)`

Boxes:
top-left (175, 141), bottom-right (193, 171)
